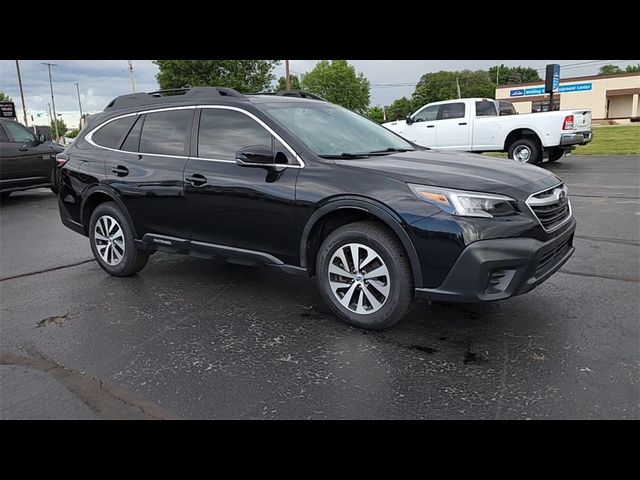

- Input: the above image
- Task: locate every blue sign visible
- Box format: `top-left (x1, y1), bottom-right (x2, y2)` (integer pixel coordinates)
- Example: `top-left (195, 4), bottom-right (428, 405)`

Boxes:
top-left (509, 82), bottom-right (592, 97)
top-left (551, 65), bottom-right (560, 92)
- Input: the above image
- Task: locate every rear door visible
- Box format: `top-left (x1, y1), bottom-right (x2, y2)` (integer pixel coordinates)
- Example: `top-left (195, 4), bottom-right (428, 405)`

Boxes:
top-left (435, 102), bottom-right (470, 149)
top-left (100, 108), bottom-right (195, 237)
top-left (0, 120), bottom-right (52, 187)
top-left (403, 103), bottom-right (439, 147)
top-left (471, 100), bottom-right (501, 150)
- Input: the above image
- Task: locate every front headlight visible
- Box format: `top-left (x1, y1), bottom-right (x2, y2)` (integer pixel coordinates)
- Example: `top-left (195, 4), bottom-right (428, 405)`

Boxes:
top-left (408, 184), bottom-right (517, 218)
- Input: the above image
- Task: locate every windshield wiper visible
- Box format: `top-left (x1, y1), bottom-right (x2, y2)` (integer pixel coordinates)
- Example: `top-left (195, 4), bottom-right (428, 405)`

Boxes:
top-left (318, 152), bottom-right (374, 159)
top-left (365, 147), bottom-right (416, 154)
top-left (318, 148), bottom-right (416, 159)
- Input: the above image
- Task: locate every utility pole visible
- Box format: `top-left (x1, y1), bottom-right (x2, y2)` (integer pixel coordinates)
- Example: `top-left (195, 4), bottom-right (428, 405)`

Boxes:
top-left (456, 76), bottom-right (461, 99)
top-left (75, 83), bottom-right (83, 129)
top-left (285, 60), bottom-right (291, 91)
top-left (496, 65), bottom-right (500, 85)
top-left (15, 60), bottom-right (29, 127)
top-left (42, 62), bottom-right (59, 140)
top-left (46, 103), bottom-right (53, 136)
top-left (128, 60), bottom-right (136, 92)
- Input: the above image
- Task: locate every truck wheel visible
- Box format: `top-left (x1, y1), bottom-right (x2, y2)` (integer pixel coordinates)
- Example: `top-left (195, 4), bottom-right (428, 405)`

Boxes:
top-left (508, 138), bottom-right (541, 164)
top-left (89, 202), bottom-right (149, 277)
top-left (315, 221), bottom-right (414, 330)
top-left (547, 148), bottom-right (565, 162)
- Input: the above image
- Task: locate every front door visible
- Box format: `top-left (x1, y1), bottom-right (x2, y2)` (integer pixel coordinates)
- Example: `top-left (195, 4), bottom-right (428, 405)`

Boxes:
top-left (181, 107), bottom-right (300, 264)
top-left (403, 103), bottom-right (439, 147)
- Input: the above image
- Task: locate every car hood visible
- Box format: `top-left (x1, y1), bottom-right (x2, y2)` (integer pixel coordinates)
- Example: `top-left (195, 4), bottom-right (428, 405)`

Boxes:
top-left (333, 149), bottom-right (562, 200)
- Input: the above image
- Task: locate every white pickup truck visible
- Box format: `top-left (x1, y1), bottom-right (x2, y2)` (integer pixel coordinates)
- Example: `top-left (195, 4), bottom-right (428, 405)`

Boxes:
top-left (382, 98), bottom-right (592, 164)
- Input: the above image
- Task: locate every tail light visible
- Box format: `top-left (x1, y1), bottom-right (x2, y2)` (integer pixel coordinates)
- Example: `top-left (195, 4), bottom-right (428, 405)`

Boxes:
top-left (562, 115), bottom-right (574, 130)
top-left (56, 153), bottom-right (69, 166)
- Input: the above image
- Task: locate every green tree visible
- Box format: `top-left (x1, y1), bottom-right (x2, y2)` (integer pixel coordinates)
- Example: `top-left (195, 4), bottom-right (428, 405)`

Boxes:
top-left (301, 60), bottom-right (370, 113)
top-left (366, 106), bottom-right (385, 123)
top-left (385, 96), bottom-right (414, 121)
top-left (489, 64), bottom-right (541, 85)
top-left (0, 91), bottom-right (11, 102)
top-left (51, 118), bottom-right (67, 138)
top-left (275, 74), bottom-right (301, 91)
top-left (599, 64), bottom-right (623, 75)
top-left (625, 64), bottom-right (640, 73)
top-left (412, 70), bottom-right (494, 108)
top-left (154, 60), bottom-right (280, 93)
top-left (66, 128), bottom-right (79, 139)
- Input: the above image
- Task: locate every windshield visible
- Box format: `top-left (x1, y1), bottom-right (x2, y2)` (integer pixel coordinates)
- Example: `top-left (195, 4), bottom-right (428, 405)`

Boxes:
top-left (261, 101), bottom-right (415, 157)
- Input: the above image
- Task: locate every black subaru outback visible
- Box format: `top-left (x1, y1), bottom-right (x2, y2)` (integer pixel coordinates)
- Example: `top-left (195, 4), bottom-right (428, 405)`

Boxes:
top-left (57, 87), bottom-right (575, 330)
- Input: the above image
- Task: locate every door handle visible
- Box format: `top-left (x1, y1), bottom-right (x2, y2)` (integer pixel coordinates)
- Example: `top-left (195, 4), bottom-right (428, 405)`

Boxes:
top-left (185, 174), bottom-right (207, 186)
top-left (426, 125), bottom-right (435, 128)
top-left (458, 122), bottom-right (467, 125)
top-left (111, 165), bottom-right (129, 176)
top-left (19, 147), bottom-right (28, 151)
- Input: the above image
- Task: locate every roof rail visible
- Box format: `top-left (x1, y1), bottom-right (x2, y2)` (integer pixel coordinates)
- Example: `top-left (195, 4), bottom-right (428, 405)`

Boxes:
top-left (104, 86), bottom-right (246, 111)
top-left (277, 90), bottom-right (327, 101)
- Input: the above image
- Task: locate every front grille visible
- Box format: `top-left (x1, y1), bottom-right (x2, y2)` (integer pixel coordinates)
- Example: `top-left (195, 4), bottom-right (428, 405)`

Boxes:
top-left (527, 184), bottom-right (571, 231)
top-left (536, 237), bottom-right (572, 277)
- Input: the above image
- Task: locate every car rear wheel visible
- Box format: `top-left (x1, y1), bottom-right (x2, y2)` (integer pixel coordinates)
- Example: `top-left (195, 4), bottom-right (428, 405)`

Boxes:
top-left (315, 221), bottom-right (414, 330)
top-left (89, 202), bottom-right (149, 277)
top-left (508, 138), bottom-right (541, 164)
top-left (547, 147), bottom-right (565, 162)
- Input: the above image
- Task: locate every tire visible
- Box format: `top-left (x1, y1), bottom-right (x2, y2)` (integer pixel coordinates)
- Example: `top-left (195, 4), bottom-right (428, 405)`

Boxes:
top-left (547, 147), bottom-right (565, 162)
top-left (315, 220), bottom-right (414, 330)
top-left (508, 138), bottom-right (542, 164)
top-left (89, 202), bottom-right (149, 277)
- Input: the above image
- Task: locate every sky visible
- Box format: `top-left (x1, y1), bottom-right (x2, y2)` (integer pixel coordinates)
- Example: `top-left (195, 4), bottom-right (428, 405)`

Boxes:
top-left (1, 59), bottom-right (638, 128)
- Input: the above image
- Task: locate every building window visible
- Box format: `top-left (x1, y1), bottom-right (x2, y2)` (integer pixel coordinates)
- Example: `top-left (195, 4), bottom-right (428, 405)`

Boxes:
top-left (531, 99), bottom-right (560, 113)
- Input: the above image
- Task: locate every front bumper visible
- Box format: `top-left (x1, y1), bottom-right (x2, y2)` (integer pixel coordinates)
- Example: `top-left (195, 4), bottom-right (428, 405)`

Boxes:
top-left (415, 217), bottom-right (576, 303)
top-left (560, 130), bottom-right (593, 146)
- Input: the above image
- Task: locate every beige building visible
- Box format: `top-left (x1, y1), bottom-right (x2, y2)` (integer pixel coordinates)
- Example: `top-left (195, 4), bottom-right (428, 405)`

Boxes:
top-left (495, 72), bottom-right (640, 123)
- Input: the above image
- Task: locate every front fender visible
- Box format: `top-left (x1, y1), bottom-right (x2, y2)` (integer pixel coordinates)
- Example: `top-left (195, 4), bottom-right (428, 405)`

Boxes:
top-left (299, 196), bottom-right (424, 288)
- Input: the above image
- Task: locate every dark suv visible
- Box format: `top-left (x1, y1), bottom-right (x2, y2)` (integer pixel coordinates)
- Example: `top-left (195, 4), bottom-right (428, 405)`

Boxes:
top-left (57, 87), bottom-right (576, 330)
top-left (1, 118), bottom-right (63, 198)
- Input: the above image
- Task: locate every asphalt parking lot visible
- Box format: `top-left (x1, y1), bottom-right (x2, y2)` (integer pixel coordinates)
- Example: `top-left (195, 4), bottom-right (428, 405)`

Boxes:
top-left (1, 155), bottom-right (638, 419)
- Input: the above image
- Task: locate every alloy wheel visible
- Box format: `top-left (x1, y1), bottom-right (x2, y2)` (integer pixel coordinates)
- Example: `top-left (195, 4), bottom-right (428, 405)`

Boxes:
top-left (328, 243), bottom-right (390, 315)
top-left (513, 145), bottom-right (532, 162)
top-left (94, 215), bottom-right (125, 265)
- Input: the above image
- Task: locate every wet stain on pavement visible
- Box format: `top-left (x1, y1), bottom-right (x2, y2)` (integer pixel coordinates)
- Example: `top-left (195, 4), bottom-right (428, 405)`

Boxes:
top-left (37, 315), bottom-right (66, 328)
top-left (463, 352), bottom-right (478, 364)
top-left (407, 344), bottom-right (438, 354)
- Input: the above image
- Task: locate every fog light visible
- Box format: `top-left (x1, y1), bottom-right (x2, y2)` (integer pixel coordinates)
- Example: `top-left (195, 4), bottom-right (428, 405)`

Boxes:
top-left (485, 268), bottom-right (516, 295)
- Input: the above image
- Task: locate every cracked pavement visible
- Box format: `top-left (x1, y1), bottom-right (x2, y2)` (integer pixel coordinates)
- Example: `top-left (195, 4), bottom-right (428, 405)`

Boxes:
top-left (0, 155), bottom-right (638, 419)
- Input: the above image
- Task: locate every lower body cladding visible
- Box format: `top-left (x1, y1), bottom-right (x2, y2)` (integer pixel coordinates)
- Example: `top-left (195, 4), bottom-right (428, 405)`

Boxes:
top-left (415, 218), bottom-right (576, 302)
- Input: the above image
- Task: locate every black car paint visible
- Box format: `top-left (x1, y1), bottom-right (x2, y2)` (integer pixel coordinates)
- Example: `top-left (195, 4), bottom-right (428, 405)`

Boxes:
top-left (57, 94), bottom-right (575, 298)
top-left (0, 119), bottom-right (63, 194)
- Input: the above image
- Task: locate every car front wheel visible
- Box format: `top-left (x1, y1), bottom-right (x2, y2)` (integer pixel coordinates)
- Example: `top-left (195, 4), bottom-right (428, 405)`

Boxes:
top-left (89, 202), bottom-right (149, 277)
top-left (315, 221), bottom-right (414, 330)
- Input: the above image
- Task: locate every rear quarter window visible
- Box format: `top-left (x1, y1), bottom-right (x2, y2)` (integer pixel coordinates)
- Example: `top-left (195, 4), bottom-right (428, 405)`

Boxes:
top-left (92, 116), bottom-right (137, 149)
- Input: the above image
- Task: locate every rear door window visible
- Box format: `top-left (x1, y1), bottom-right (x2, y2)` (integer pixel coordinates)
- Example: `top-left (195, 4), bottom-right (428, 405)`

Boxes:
top-left (475, 101), bottom-right (497, 117)
top-left (439, 103), bottom-right (465, 120)
top-left (121, 115), bottom-right (144, 152)
top-left (139, 110), bottom-right (192, 156)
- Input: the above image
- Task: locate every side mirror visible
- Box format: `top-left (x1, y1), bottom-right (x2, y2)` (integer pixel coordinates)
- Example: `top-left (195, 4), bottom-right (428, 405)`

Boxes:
top-left (38, 134), bottom-right (46, 143)
top-left (235, 145), bottom-right (274, 167)
top-left (405, 115), bottom-right (414, 125)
